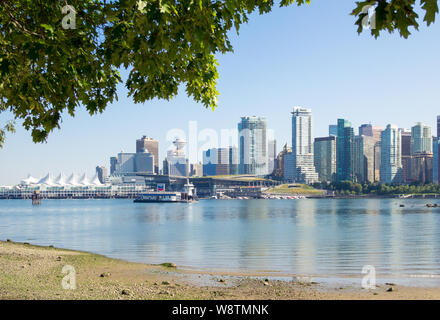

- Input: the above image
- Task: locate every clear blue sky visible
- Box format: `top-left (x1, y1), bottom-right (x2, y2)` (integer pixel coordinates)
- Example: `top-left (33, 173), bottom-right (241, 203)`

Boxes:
top-left (1, 1), bottom-right (440, 185)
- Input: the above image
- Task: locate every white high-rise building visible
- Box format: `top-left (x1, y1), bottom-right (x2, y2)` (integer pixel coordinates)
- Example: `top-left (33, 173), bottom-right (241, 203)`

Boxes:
top-left (411, 122), bottom-right (432, 154)
top-left (380, 124), bottom-right (403, 184)
top-left (290, 107), bottom-right (318, 184)
top-left (238, 117), bottom-right (268, 176)
top-left (166, 138), bottom-right (189, 177)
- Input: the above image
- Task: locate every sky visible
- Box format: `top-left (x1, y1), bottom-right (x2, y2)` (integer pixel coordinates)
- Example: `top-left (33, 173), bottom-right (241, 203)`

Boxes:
top-left (1, 0), bottom-right (440, 185)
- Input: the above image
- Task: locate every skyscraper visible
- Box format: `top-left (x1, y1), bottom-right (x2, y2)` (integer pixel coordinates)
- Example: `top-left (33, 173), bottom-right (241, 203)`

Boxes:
top-left (268, 139), bottom-right (277, 175)
top-left (203, 147), bottom-right (233, 176)
top-left (434, 138), bottom-right (439, 184)
top-left (380, 124), bottom-right (403, 184)
top-left (273, 144), bottom-right (292, 178)
top-left (359, 124), bottom-right (382, 142)
top-left (190, 162), bottom-right (203, 177)
top-left (437, 115), bottom-right (440, 138)
top-left (166, 138), bottom-right (189, 177)
top-left (283, 151), bottom-right (295, 181)
top-left (291, 107), bottom-right (318, 183)
top-left (400, 129), bottom-right (412, 183)
top-left (409, 152), bottom-right (433, 184)
top-left (136, 136), bottom-right (159, 174)
top-left (329, 125), bottom-right (338, 137)
top-left (314, 136), bottom-right (336, 182)
top-left (238, 117), bottom-right (268, 176)
top-left (358, 124), bottom-right (382, 182)
top-left (110, 157), bottom-right (118, 175)
top-left (135, 149), bottom-right (155, 173)
top-left (411, 122), bottom-right (432, 155)
top-left (436, 117), bottom-right (440, 184)
top-left (116, 152), bottom-right (136, 173)
top-left (353, 135), bottom-right (375, 183)
top-left (336, 119), bottom-right (354, 182)
top-left (95, 166), bottom-right (108, 184)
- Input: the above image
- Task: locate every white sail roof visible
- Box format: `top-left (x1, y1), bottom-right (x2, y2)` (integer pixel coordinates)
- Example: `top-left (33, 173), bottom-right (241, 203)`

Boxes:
top-left (89, 173), bottom-right (103, 186)
top-left (54, 173), bottom-right (68, 186)
top-left (21, 174), bottom-right (40, 185)
top-left (66, 173), bottom-right (80, 186)
top-left (20, 173), bottom-right (107, 187)
top-left (38, 173), bottom-right (56, 186)
top-left (78, 173), bottom-right (91, 186)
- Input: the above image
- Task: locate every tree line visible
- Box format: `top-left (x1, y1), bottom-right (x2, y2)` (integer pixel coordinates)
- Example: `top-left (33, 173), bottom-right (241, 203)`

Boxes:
top-left (313, 181), bottom-right (440, 196)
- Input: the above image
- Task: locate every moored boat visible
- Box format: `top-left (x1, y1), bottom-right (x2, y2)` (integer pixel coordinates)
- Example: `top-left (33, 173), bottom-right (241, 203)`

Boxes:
top-left (134, 179), bottom-right (198, 203)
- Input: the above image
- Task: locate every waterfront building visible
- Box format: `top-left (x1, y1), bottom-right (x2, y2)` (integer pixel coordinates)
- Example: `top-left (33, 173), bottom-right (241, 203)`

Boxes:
top-left (190, 162), bottom-right (203, 177)
top-left (116, 153), bottom-right (136, 173)
top-left (95, 166), bottom-right (108, 184)
top-left (329, 125), bottom-right (338, 137)
top-left (162, 158), bottom-right (169, 175)
top-left (135, 149), bottom-right (155, 174)
top-left (314, 136), bottom-right (336, 182)
top-left (353, 135), bottom-right (375, 183)
top-left (400, 129), bottom-right (412, 183)
top-left (229, 146), bottom-right (239, 175)
top-left (136, 136), bottom-right (159, 174)
top-left (203, 148), bottom-right (218, 176)
top-left (336, 119), bottom-right (354, 182)
top-left (268, 139), bottom-right (277, 175)
top-left (434, 138), bottom-right (439, 184)
top-left (165, 138), bottom-right (189, 177)
top-left (203, 147), bottom-right (239, 176)
top-left (359, 124), bottom-right (382, 142)
top-left (373, 141), bottom-right (381, 182)
top-left (273, 144), bottom-right (292, 178)
top-left (291, 107), bottom-right (319, 184)
top-left (358, 124), bottom-right (382, 182)
top-left (380, 124), bottom-right (403, 184)
top-left (283, 151), bottom-right (295, 181)
top-left (238, 116), bottom-right (268, 176)
top-left (437, 115), bottom-right (440, 138)
top-left (110, 157), bottom-right (118, 175)
top-left (409, 152), bottom-right (433, 184)
top-left (411, 122), bottom-right (432, 154)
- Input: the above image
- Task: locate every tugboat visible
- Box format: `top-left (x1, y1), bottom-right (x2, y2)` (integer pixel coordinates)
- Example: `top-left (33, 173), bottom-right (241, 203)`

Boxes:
top-left (134, 179), bottom-right (198, 203)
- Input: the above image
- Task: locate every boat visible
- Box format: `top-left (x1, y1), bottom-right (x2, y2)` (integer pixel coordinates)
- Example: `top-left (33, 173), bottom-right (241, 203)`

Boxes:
top-left (134, 179), bottom-right (198, 203)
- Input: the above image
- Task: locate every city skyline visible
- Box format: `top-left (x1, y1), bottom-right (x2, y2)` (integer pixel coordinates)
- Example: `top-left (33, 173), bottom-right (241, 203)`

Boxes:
top-left (3, 109), bottom-right (439, 185)
top-left (1, 1), bottom-right (440, 185)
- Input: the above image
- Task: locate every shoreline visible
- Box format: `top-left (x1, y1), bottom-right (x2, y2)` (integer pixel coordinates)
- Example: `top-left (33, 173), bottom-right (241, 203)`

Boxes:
top-left (1, 194), bottom-right (440, 200)
top-left (2, 240), bottom-right (440, 300)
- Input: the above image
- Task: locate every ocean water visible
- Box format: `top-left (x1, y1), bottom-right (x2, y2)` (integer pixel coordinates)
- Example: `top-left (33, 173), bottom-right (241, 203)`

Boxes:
top-left (1, 198), bottom-right (440, 284)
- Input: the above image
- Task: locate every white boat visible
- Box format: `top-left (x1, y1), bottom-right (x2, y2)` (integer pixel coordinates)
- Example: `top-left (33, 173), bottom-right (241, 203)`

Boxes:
top-left (134, 179), bottom-right (198, 203)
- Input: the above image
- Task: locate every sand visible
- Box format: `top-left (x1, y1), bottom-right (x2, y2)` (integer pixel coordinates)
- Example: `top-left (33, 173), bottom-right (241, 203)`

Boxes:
top-left (1, 240), bottom-right (439, 300)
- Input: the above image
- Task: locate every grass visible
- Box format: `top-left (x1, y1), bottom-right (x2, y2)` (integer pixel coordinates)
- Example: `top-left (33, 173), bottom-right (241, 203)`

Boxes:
top-left (266, 184), bottom-right (325, 196)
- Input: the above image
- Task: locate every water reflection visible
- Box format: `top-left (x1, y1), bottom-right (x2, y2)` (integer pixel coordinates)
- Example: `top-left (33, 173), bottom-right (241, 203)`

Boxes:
top-left (0, 199), bottom-right (439, 278)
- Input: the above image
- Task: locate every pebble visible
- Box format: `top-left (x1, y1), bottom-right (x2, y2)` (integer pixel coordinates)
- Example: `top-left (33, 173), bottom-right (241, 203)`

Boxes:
top-left (121, 289), bottom-right (131, 295)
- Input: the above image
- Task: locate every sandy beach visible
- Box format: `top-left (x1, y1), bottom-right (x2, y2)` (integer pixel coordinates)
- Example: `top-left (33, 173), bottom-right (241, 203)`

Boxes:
top-left (1, 240), bottom-right (440, 300)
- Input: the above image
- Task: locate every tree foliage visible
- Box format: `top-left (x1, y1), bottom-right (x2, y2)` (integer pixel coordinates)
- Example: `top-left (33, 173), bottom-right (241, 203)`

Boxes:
top-left (0, 0), bottom-right (438, 144)
top-left (315, 181), bottom-right (440, 195)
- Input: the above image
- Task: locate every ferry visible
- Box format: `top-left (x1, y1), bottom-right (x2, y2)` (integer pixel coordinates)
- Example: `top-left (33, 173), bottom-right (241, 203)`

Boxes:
top-left (134, 179), bottom-right (198, 203)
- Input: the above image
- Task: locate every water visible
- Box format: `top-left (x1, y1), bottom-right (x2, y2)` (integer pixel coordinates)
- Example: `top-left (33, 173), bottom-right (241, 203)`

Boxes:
top-left (1, 199), bottom-right (440, 285)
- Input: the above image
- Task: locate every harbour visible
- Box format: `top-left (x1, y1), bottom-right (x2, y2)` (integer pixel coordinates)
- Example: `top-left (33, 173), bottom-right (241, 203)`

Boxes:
top-left (1, 198), bottom-right (440, 284)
